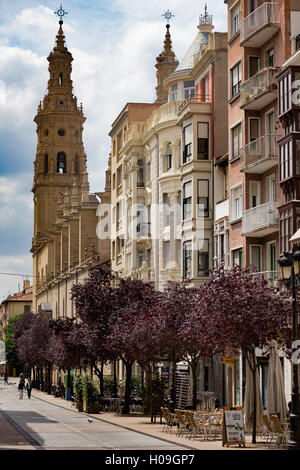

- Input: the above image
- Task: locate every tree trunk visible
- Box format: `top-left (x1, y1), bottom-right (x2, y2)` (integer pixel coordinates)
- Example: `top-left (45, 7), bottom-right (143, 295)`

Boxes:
top-left (92, 360), bottom-right (104, 397)
top-left (191, 360), bottom-right (198, 411)
top-left (122, 360), bottom-right (133, 414)
top-left (247, 349), bottom-right (257, 444)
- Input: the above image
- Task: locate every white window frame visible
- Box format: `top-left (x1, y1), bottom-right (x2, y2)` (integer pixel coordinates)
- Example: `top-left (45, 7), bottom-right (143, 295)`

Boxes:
top-left (249, 180), bottom-right (261, 208)
top-left (231, 183), bottom-right (243, 222)
top-left (230, 120), bottom-right (243, 160)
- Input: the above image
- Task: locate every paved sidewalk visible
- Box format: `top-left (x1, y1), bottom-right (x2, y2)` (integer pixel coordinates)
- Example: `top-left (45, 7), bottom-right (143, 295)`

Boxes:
top-left (0, 382), bottom-right (186, 450)
top-left (18, 384), bottom-right (270, 451)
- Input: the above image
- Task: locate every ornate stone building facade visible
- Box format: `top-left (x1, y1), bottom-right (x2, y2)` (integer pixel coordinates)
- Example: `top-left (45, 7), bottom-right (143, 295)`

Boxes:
top-left (31, 20), bottom-right (110, 317)
top-left (109, 11), bottom-right (228, 401)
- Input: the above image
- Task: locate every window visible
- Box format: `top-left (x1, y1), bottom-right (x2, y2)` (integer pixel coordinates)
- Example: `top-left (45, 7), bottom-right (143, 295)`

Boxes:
top-left (137, 160), bottom-right (144, 186)
top-left (183, 241), bottom-right (192, 278)
top-left (249, 57), bottom-right (259, 77)
top-left (250, 245), bottom-right (262, 271)
top-left (266, 47), bottom-right (274, 67)
top-left (59, 73), bottom-right (63, 86)
top-left (137, 251), bottom-right (144, 269)
top-left (183, 181), bottom-right (192, 220)
top-left (165, 144), bottom-right (172, 170)
top-left (183, 124), bottom-right (192, 163)
top-left (171, 83), bottom-right (178, 101)
top-left (58, 129), bottom-right (65, 136)
top-left (279, 139), bottom-right (293, 180)
top-left (249, 181), bottom-right (260, 208)
top-left (44, 154), bottom-right (48, 173)
top-left (231, 123), bottom-right (242, 160)
top-left (197, 179), bottom-right (209, 217)
top-left (184, 81), bottom-right (195, 99)
top-left (24, 305), bottom-right (30, 314)
top-left (248, 118), bottom-right (260, 155)
top-left (231, 185), bottom-right (243, 221)
top-left (231, 62), bottom-right (241, 98)
top-left (164, 241), bottom-right (170, 267)
top-left (232, 248), bottom-right (243, 267)
top-left (57, 152), bottom-right (66, 173)
top-left (198, 239), bottom-right (209, 276)
top-left (296, 34), bottom-right (300, 51)
top-left (267, 174), bottom-right (276, 202)
top-left (163, 194), bottom-right (170, 226)
top-left (279, 72), bottom-right (292, 115)
top-left (280, 209), bottom-right (293, 253)
top-left (230, 2), bottom-right (241, 38)
top-left (197, 122), bottom-right (209, 159)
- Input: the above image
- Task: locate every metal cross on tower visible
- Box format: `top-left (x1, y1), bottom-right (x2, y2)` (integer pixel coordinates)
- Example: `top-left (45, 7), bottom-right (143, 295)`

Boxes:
top-left (162, 9), bottom-right (174, 24)
top-left (54, 3), bottom-right (68, 22)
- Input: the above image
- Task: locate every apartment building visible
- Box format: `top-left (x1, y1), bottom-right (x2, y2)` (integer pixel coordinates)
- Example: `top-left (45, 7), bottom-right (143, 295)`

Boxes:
top-left (224, 0), bottom-right (300, 408)
top-left (110, 10), bottom-right (228, 291)
top-left (109, 9), bottom-right (228, 400)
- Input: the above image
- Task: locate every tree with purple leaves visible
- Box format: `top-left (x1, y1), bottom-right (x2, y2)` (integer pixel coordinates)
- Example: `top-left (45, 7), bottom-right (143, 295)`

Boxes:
top-left (71, 266), bottom-right (117, 396)
top-left (150, 281), bottom-right (214, 411)
top-left (108, 278), bottom-right (159, 414)
top-left (15, 313), bottom-right (52, 387)
top-left (201, 265), bottom-right (291, 443)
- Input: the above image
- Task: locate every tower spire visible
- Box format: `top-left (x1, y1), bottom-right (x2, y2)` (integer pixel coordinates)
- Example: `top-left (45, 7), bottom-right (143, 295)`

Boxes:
top-left (155, 17), bottom-right (178, 105)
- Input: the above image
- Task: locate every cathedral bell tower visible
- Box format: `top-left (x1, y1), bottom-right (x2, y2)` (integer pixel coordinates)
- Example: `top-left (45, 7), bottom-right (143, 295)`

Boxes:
top-left (32, 19), bottom-right (88, 241)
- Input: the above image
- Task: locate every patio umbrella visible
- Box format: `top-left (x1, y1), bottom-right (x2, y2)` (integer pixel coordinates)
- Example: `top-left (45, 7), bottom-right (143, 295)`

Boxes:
top-left (243, 352), bottom-right (263, 432)
top-left (267, 340), bottom-right (287, 423)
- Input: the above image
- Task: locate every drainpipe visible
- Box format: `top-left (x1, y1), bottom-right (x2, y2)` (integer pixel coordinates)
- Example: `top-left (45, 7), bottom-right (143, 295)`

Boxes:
top-left (211, 60), bottom-right (215, 262)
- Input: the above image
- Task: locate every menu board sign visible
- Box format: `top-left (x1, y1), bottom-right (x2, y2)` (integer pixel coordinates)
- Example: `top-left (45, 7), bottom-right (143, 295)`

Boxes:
top-left (223, 407), bottom-right (246, 448)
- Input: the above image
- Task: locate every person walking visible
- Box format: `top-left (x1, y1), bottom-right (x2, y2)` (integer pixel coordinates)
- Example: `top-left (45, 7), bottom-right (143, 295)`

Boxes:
top-left (18, 378), bottom-right (25, 399)
top-left (25, 378), bottom-right (33, 399)
top-left (4, 374), bottom-right (9, 386)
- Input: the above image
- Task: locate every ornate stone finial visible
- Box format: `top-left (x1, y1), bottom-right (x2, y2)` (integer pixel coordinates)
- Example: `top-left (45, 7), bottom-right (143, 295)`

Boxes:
top-left (199, 4), bottom-right (213, 26)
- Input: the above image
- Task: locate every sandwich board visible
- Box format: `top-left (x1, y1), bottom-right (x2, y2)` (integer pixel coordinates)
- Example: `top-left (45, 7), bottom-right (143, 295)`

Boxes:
top-left (222, 407), bottom-right (246, 448)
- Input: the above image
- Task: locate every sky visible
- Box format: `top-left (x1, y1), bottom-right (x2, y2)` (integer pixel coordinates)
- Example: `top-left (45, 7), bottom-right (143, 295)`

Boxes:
top-left (0, 0), bottom-right (227, 300)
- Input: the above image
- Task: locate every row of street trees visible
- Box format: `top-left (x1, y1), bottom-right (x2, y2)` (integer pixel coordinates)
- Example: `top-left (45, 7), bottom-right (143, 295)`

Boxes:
top-left (13, 265), bottom-right (291, 442)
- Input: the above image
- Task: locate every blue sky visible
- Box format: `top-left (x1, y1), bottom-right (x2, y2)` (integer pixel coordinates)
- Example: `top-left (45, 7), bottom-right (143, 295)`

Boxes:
top-left (0, 0), bottom-right (227, 299)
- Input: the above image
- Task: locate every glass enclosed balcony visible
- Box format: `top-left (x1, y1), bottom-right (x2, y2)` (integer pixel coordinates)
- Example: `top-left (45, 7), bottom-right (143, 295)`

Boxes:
top-left (240, 2), bottom-right (280, 48)
top-left (240, 67), bottom-right (278, 110)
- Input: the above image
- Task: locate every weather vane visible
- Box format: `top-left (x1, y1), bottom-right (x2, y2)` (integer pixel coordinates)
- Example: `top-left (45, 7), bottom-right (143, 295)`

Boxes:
top-left (54, 3), bottom-right (68, 22)
top-left (162, 9), bottom-right (174, 24)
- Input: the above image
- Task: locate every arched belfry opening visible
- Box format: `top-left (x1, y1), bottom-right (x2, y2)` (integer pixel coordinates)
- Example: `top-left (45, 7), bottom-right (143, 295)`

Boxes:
top-left (57, 152), bottom-right (66, 173)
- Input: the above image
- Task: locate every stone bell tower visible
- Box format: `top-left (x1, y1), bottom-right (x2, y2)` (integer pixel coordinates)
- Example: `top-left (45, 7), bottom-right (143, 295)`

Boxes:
top-left (32, 19), bottom-right (88, 241)
top-left (31, 17), bottom-right (90, 310)
top-left (155, 23), bottom-right (178, 104)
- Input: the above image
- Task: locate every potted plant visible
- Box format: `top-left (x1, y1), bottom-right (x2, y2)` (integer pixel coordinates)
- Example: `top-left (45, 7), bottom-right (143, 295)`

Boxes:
top-left (82, 375), bottom-right (100, 414)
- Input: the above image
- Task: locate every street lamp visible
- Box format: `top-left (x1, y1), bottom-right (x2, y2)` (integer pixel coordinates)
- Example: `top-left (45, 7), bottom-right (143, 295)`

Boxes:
top-left (278, 247), bottom-right (300, 450)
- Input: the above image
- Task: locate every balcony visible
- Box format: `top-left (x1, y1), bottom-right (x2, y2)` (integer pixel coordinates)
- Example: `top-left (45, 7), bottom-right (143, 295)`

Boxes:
top-left (242, 202), bottom-right (280, 237)
top-left (240, 3), bottom-right (280, 48)
top-left (215, 199), bottom-right (229, 221)
top-left (240, 67), bottom-right (278, 110)
top-left (240, 134), bottom-right (277, 173)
